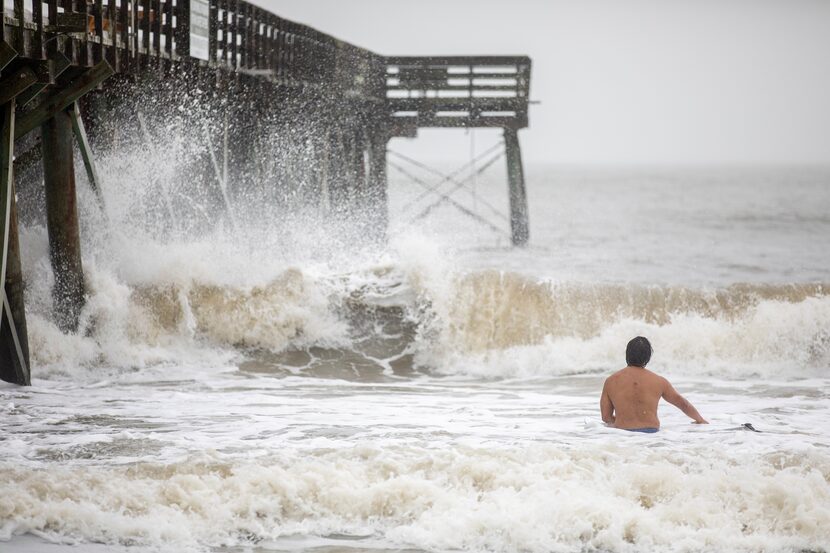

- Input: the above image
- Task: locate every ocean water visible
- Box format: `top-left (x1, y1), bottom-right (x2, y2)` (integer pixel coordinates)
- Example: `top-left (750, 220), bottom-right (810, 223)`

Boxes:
top-left (1, 159), bottom-right (829, 553)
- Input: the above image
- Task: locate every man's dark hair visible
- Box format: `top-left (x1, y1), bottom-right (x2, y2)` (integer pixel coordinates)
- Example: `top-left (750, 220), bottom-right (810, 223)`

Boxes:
top-left (626, 336), bottom-right (652, 367)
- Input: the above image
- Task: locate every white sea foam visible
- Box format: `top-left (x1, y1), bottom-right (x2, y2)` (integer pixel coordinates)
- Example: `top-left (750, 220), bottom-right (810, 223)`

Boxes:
top-left (0, 444), bottom-right (828, 552)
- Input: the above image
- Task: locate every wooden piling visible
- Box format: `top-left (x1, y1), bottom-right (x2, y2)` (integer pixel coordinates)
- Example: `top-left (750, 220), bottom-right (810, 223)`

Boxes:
top-left (69, 102), bottom-right (105, 209)
top-left (0, 100), bottom-right (30, 385)
top-left (350, 128), bottom-right (367, 206)
top-left (316, 130), bottom-right (331, 212)
top-left (41, 108), bottom-right (86, 333)
top-left (327, 128), bottom-right (348, 215)
top-left (504, 127), bottom-right (529, 246)
top-left (1, 172), bottom-right (31, 385)
top-left (366, 129), bottom-right (388, 240)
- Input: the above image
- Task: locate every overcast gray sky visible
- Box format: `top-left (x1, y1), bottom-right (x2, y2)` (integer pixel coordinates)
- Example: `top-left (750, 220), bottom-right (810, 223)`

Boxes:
top-left (258, 0), bottom-right (830, 165)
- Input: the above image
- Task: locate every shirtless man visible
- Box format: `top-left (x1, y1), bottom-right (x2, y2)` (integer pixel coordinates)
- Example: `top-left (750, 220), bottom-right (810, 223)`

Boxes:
top-left (600, 336), bottom-right (708, 432)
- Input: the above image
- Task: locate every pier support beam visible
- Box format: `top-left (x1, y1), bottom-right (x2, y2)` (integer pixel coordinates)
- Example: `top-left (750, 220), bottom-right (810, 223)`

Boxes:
top-left (349, 129), bottom-right (367, 211)
top-left (69, 102), bottom-right (105, 208)
top-left (327, 128), bottom-right (349, 216)
top-left (315, 131), bottom-right (331, 213)
top-left (15, 61), bottom-right (114, 140)
top-left (503, 127), bottom-right (529, 246)
top-left (366, 129), bottom-right (389, 240)
top-left (1, 175), bottom-right (31, 385)
top-left (0, 100), bottom-right (31, 385)
top-left (41, 108), bottom-right (85, 333)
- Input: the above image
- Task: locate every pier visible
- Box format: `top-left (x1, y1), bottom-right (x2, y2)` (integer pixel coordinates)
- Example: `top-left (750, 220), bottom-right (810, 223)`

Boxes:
top-left (0, 0), bottom-right (532, 385)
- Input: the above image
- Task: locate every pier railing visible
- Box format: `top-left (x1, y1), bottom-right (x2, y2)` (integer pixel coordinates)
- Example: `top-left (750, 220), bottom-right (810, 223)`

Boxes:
top-left (1, 0), bottom-right (385, 97)
top-left (385, 56), bottom-right (531, 133)
top-left (4, 4), bottom-right (533, 110)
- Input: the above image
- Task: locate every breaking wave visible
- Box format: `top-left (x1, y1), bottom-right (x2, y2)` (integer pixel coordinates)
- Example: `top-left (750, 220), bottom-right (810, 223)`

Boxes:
top-left (22, 230), bottom-right (830, 380)
top-left (414, 273), bottom-right (830, 378)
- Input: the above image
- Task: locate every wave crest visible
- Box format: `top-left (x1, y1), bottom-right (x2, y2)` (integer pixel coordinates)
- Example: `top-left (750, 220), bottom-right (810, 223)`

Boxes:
top-left (26, 256), bottom-right (830, 380)
top-left (410, 272), bottom-right (830, 377)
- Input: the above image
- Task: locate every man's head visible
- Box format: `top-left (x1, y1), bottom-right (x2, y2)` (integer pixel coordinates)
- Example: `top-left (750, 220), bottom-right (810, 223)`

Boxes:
top-left (626, 336), bottom-right (652, 367)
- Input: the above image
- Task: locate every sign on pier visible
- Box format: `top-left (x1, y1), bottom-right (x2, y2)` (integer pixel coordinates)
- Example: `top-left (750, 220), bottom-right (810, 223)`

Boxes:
top-left (190, 0), bottom-right (211, 61)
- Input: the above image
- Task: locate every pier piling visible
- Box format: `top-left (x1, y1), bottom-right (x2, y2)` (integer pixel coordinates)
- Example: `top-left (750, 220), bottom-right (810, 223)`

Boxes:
top-left (328, 128), bottom-right (349, 215)
top-left (367, 130), bottom-right (389, 239)
top-left (350, 128), bottom-right (367, 208)
top-left (504, 127), bottom-right (529, 246)
top-left (1, 100), bottom-right (30, 385)
top-left (41, 108), bottom-right (86, 333)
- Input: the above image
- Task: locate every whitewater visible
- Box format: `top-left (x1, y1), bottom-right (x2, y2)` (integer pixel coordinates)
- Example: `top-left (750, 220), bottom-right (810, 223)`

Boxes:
top-left (1, 154), bottom-right (829, 553)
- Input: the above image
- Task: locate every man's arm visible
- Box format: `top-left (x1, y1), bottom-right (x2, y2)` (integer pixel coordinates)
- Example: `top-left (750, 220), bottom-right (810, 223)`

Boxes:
top-left (600, 379), bottom-right (615, 425)
top-left (662, 379), bottom-right (708, 424)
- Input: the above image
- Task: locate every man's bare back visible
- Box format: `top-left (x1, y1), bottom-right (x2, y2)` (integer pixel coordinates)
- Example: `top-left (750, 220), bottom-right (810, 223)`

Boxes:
top-left (601, 337), bottom-right (707, 430)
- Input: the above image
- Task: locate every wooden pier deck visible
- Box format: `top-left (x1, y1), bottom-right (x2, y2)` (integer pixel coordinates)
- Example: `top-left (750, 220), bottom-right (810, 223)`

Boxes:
top-left (0, 0), bottom-right (532, 385)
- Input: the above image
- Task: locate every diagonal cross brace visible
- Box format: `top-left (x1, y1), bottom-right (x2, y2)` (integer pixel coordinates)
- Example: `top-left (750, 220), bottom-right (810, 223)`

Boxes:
top-left (0, 104), bottom-right (14, 303)
top-left (0, 66), bottom-right (38, 106)
top-left (0, 41), bottom-right (17, 72)
top-left (392, 142), bottom-right (503, 213)
top-left (14, 61), bottom-right (114, 140)
top-left (2, 290), bottom-right (29, 383)
top-left (389, 145), bottom-right (510, 224)
top-left (69, 102), bottom-right (106, 210)
top-left (202, 120), bottom-right (238, 231)
top-left (389, 160), bottom-right (509, 238)
top-left (16, 52), bottom-right (73, 108)
top-left (408, 150), bottom-right (506, 224)
top-left (0, 100), bottom-right (29, 384)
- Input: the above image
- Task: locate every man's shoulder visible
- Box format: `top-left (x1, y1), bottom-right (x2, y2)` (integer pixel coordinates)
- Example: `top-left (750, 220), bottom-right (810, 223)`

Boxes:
top-left (644, 367), bottom-right (667, 381)
top-left (643, 368), bottom-right (671, 390)
top-left (606, 368), bottom-right (626, 380)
